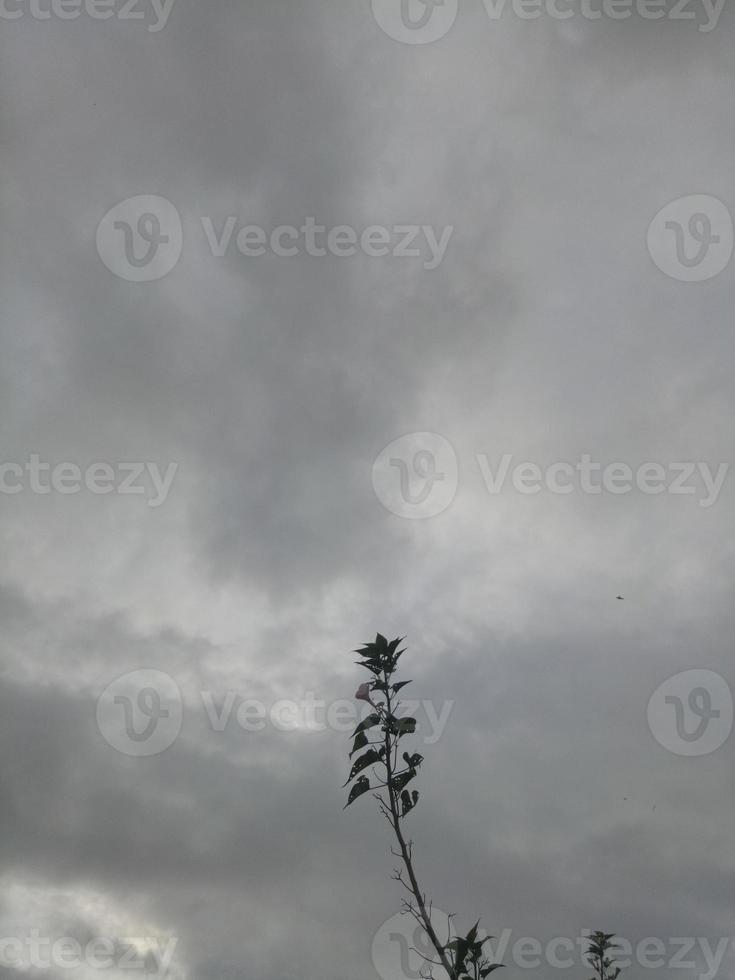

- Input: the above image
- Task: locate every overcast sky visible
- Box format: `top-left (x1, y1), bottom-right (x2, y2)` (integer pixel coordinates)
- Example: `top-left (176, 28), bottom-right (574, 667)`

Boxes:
top-left (1, 3), bottom-right (734, 980)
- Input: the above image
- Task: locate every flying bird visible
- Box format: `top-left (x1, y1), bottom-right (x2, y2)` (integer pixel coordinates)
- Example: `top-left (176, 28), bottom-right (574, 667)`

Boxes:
top-left (616, 595), bottom-right (624, 600)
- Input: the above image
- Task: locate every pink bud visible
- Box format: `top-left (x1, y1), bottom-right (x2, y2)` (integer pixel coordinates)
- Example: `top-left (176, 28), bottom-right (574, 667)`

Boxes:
top-left (355, 682), bottom-right (372, 702)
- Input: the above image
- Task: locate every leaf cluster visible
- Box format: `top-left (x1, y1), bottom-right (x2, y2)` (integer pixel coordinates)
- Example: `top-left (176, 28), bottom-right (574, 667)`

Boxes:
top-left (446, 921), bottom-right (504, 980)
top-left (343, 634), bottom-right (420, 813)
top-left (586, 931), bottom-right (623, 980)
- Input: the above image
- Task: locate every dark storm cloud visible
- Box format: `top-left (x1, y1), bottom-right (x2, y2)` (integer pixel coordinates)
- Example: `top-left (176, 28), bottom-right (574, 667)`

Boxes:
top-left (1, 2), bottom-right (734, 980)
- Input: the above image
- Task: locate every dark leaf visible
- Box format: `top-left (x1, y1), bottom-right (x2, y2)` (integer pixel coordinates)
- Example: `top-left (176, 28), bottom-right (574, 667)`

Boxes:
top-left (453, 938), bottom-right (469, 972)
top-left (343, 749), bottom-right (381, 785)
top-left (352, 713), bottom-right (380, 736)
top-left (350, 731), bottom-right (368, 756)
top-left (396, 717), bottom-right (417, 737)
top-left (393, 768), bottom-right (417, 792)
top-left (344, 775), bottom-right (370, 808)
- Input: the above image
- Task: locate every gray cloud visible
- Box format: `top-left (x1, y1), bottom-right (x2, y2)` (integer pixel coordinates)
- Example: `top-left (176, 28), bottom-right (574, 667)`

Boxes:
top-left (1, 3), bottom-right (734, 980)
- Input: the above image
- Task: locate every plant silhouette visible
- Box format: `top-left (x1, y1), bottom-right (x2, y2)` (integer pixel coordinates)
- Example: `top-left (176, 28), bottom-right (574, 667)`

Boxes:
top-left (343, 633), bottom-right (503, 980)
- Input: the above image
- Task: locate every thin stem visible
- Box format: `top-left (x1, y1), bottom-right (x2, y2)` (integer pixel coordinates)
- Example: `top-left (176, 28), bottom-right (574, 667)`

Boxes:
top-left (382, 667), bottom-right (457, 980)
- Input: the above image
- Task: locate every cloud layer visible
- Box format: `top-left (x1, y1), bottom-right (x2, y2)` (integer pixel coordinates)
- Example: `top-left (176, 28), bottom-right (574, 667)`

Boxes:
top-left (1, 3), bottom-right (734, 980)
